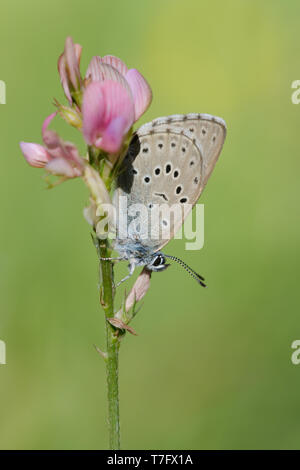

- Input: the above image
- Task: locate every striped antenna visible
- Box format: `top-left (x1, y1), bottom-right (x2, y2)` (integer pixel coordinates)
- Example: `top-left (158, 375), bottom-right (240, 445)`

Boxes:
top-left (164, 254), bottom-right (206, 287)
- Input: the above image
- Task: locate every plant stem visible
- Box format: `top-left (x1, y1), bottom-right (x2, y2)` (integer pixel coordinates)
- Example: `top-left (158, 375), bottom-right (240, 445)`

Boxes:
top-left (98, 238), bottom-right (121, 450)
top-left (89, 146), bottom-right (121, 449)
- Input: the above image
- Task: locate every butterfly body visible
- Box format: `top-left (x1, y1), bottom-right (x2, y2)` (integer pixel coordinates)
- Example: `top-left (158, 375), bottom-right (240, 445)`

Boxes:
top-left (109, 113), bottom-right (226, 285)
top-left (114, 238), bottom-right (167, 271)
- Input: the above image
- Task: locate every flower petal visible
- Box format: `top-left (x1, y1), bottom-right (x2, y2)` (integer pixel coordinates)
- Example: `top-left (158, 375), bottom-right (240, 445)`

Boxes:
top-left (40, 113), bottom-right (84, 175)
top-left (58, 37), bottom-right (82, 104)
top-left (85, 57), bottom-right (132, 96)
top-left (42, 112), bottom-right (60, 149)
top-left (58, 54), bottom-right (72, 104)
top-left (20, 142), bottom-right (51, 168)
top-left (83, 198), bottom-right (97, 227)
top-left (125, 68), bottom-right (152, 121)
top-left (83, 165), bottom-right (111, 206)
top-left (101, 81), bottom-right (134, 129)
top-left (125, 267), bottom-right (152, 312)
top-left (101, 55), bottom-right (128, 76)
top-left (45, 157), bottom-right (78, 177)
top-left (64, 36), bottom-right (82, 90)
top-left (82, 80), bottom-right (134, 152)
top-left (82, 82), bottom-right (105, 145)
top-left (74, 44), bottom-right (82, 64)
top-left (97, 116), bottom-right (128, 153)
top-left (64, 142), bottom-right (84, 166)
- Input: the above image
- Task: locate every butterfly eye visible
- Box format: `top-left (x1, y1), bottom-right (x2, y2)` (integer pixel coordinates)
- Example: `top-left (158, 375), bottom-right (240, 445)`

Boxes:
top-left (152, 255), bottom-right (165, 267)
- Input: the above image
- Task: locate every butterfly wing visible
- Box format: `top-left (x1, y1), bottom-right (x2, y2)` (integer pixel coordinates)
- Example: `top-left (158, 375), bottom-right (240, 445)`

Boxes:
top-left (139, 113), bottom-right (227, 189)
top-left (114, 114), bottom-right (226, 253)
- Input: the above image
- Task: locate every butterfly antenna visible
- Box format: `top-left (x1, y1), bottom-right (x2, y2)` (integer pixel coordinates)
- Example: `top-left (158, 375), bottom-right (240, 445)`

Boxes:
top-left (164, 255), bottom-right (206, 287)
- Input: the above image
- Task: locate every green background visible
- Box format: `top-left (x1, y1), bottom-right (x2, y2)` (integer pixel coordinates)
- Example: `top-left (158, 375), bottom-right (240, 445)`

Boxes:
top-left (0, 0), bottom-right (299, 450)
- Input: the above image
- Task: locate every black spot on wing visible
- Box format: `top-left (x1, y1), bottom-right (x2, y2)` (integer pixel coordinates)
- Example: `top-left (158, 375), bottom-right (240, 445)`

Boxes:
top-left (154, 192), bottom-right (168, 201)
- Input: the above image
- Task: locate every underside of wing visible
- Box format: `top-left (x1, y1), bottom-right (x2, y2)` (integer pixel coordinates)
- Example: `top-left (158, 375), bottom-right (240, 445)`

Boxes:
top-left (114, 126), bottom-right (204, 251)
top-left (139, 113), bottom-right (227, 189)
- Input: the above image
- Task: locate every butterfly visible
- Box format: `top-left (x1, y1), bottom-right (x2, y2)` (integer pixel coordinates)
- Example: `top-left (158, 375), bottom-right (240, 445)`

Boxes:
top-left (102, 113), bottom-right (226, 286)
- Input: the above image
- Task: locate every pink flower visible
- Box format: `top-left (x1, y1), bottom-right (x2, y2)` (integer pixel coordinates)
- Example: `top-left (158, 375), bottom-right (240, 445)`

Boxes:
top-left (20, 142), bottom-right (51, 168)
top-left (20, 113), bottom-right (84, 178)
top-left (114, 267), bottom-right (152, 321)
top-left (82, 81), bottom-right (135, 153)
top-left (82, 54), bottom-right (152, 153)
top-left (57, 37), bottom-right (152, 154)
top-left (85, 55), bottom-right (152, 122)
top-left (125, 267), bottom-right (152, 312)
top-left (58, 37), bottom-right (82, 105)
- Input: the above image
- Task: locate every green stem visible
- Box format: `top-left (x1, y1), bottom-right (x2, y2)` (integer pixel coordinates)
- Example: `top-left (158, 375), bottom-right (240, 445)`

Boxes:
top-left (89, 145), bottom-right (121, 449)
top-left (97, 238), bottom-right (120, 450)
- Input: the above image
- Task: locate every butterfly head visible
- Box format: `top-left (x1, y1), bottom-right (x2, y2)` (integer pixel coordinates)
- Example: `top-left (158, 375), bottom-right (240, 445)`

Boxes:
top-left (146, 252), bottom-right (169, 272)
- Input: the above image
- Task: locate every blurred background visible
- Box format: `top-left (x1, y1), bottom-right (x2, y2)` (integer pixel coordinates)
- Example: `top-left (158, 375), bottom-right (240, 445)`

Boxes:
top-left (0, 0), bottom-right (299, 450)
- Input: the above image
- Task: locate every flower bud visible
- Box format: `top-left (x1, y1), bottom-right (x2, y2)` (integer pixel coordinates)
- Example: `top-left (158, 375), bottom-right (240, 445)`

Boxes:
top-left (56, 103), bottom-right (82, 129)
top-left (20, 142), bottom-right (51, 168)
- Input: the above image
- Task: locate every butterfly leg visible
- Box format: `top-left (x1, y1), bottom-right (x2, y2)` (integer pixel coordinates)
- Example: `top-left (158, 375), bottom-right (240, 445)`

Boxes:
top-left (100, 256), bottom-right (124, 262)
top-left (116, 262), bottom-right (136, 287)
